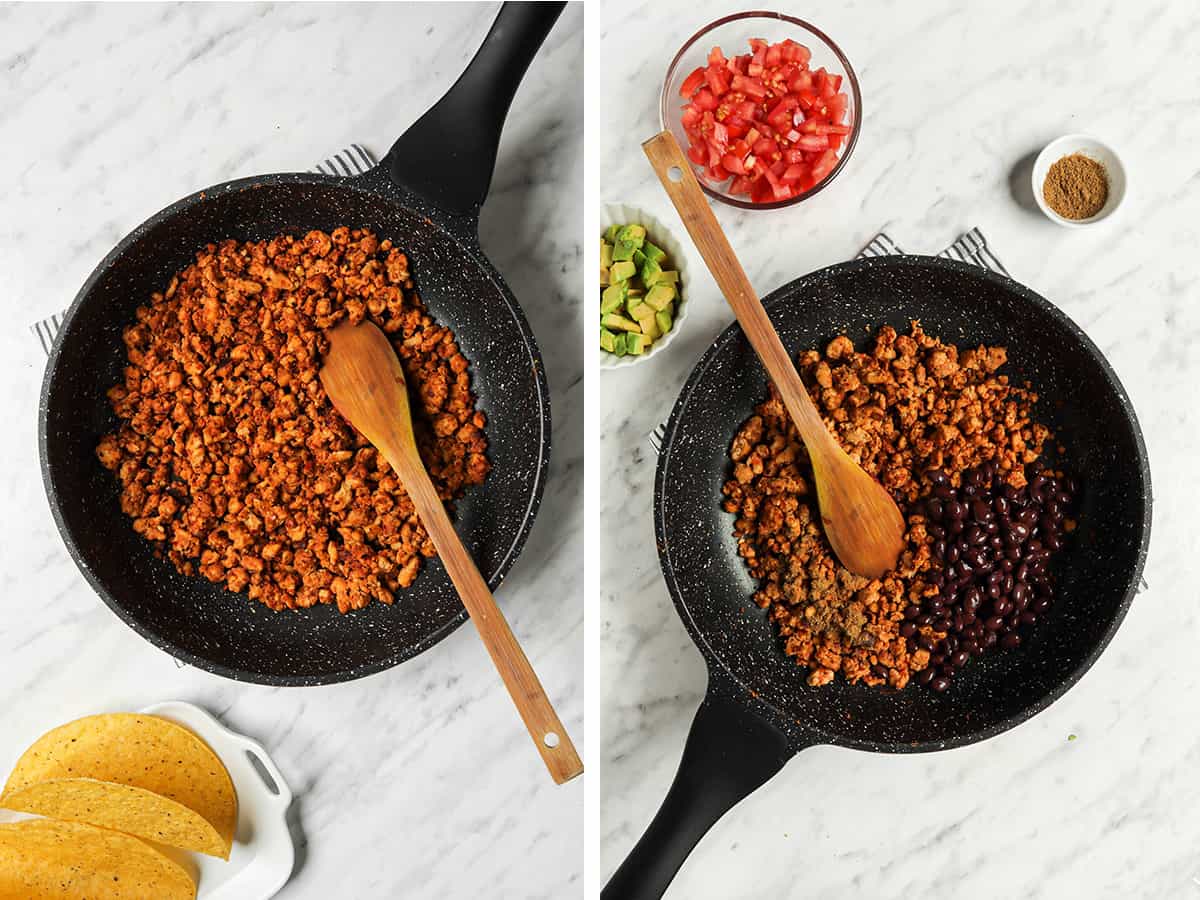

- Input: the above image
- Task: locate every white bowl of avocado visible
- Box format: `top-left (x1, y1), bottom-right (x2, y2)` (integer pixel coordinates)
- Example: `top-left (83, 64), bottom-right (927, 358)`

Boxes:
top-left (600, 203), bottom-right (690, 369)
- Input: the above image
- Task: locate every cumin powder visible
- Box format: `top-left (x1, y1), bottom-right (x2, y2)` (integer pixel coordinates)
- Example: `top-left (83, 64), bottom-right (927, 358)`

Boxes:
top-left (1043, 153), bottom-right (1108, 220)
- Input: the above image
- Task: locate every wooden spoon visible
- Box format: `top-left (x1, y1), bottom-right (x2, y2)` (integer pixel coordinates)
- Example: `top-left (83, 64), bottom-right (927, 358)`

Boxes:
top-left (319, 319), bottom-right (582, 784)
top-left (643, 131), bottom-right (905, 578)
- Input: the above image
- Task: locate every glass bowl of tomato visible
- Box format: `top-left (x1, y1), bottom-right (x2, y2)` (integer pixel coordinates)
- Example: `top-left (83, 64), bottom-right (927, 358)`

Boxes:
top-left (661, 12), bottom-right (862, 209)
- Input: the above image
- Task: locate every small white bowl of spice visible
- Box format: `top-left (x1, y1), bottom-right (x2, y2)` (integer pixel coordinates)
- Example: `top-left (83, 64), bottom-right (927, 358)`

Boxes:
top-left (1032, 134), bottom-right (1126, 227)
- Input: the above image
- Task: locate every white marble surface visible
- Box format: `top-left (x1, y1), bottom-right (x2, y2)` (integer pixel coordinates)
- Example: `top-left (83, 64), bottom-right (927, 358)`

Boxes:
top-left (601, 1), bottom-right (1198, 897)
top-left (0, 3), bottom-right (581, 898)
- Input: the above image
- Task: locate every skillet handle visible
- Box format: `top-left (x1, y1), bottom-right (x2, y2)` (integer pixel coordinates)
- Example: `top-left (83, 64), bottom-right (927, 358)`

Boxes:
top-left (379, 1), bottom-right (565, 220)
top-left (602, 686), bottom-right (797, 900)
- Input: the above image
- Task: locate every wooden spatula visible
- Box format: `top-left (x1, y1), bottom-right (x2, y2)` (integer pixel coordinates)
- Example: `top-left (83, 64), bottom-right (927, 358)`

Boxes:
top-left (644, 131), bottom-right (905, 578)
top-left (319, 319), bottom-right (582, 784)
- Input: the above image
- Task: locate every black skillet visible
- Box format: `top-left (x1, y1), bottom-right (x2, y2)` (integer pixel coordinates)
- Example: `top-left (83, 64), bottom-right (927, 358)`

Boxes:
top-left (38, 2), bottom-right (566, 685)
top-left (604, 255), bottom-right (1152, 898)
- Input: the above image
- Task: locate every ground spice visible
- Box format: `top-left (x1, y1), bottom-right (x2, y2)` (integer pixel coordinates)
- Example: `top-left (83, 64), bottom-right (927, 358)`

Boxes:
top-left (1042, 153), bottom-right (1108, 219)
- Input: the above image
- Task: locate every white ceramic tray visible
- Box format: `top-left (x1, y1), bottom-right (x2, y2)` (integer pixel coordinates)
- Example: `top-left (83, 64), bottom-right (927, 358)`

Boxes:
top-left (141, 701), bottom-right (295, 899)
top-left (0, 702), bottom-right (295, 899)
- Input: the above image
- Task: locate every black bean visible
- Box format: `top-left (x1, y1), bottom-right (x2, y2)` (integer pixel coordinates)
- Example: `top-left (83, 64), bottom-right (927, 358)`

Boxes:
top-left (916, 668), bottom-right (935, 685)
top-left (934, 483), bottom-right (954, 500)
top-left (872, 663), bottom-right (888, 679)
top-left (985, 616), bottom-right (1005, 631)
top-left (983, 631), bottom-right (999, 648)
top-left (987, 582), bottom-right (1002, 599)
top-left (934, 616), bottom-right (953, 633)
top-left (984, 521), bottom-right (999, 535)
top-left (918, 634), bottom-right (936, 652)
top-left (931, 653), bottom-right (945, 665)
top-left (929, 470), bottom-right (950, 487)
top-left (931, 676), bottom-right (950, 693)
top-left (1003, 574), bottom-right (1014, 594)
top-left (951, 650), bottom-right (970, 667)
top-left (946, 544), bottom-right (960, 564)
top-left (992, 598), bottom-right (1012, 617)
top-left (929, 524), bottom-right (946, 539)
top-left (946, 500), bottom-right (966, 521)
top-left (948, 519), bottom-right (964, 536)
top-left (900, 621), bottom-right (917, 638)
top-left (971, 499), bottom-right (991, 521)
top-left (904, 604), bottom-right (921, 619)
top-left (1045, 533), bottom-right (1063, 551)
top-left (994, 496), bottom-right (1010, 516)
top-left (1000, 632), bottom-right (1021, 650)
top-left (917, 613), bottom-right (935, 627)
top-left (1019, 612), bottom-right (1037, 626)
top-left (1010, 522), bottom-right (1030, 543)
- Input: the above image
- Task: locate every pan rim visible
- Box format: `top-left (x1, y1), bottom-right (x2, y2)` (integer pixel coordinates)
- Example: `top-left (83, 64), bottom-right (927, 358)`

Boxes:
top-left (653, 253), bottom-right (1152, 753)
top-left (38, 170), bottom-right (552, 686)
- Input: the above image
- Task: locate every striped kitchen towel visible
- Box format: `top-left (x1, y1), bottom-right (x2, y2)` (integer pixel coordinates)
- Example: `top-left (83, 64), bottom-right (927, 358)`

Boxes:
top-left (30, 144), bottom-right (377, 355)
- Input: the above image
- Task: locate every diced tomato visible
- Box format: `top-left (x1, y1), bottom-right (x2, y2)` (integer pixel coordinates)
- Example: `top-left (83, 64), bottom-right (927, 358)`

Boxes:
top-left (705, 66), bottom-right (731, 95)
top-left (722, 152), bottom-right (747, 175)
top-left (731, 74), bottom-right (766, 99)
top-left (789, 70), bottom-right (813, 93)
top-left (752, 136), bottom-right (776, 158)
top-left (730, 175), bottom-right (755, 195)
top-left (781, 163), bottom-right (808, 183)
top-left (677, 36), bottom-right (851, 203)
top-left (680, 67), bottom-right (706, 99)
top-left (811, 149), bottom-right (839, 181)
top-left (828, 93), bottom-right (848, 123)
top-left (693, 88), bottom-right (718, 111)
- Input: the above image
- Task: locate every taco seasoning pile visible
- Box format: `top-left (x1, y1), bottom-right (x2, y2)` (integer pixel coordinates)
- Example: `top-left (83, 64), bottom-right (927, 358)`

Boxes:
top-left (1042, 153), bottom-right (1108, 219)
top-left (722, 322), bottom-right (1075, 692)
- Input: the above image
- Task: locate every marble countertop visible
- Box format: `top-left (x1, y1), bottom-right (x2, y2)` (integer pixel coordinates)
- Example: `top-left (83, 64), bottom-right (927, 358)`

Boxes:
top-left (0, 3), bottom-right (582, 897)
top-left (600, 1), bottom-right (1198, 897)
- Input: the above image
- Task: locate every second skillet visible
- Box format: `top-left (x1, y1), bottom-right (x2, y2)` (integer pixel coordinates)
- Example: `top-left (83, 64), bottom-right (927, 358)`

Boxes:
top-left (40, 2), bottom-right (566, 685)
top-left (604, 255), bottom-right (1151, 899)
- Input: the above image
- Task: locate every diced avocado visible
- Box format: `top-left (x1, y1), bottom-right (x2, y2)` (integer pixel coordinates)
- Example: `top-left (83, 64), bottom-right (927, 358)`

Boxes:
top-left (643, 242), bottom-right (666, 263)
top-left (656, 310), bottom-right (673, 335)
top-left (600, 240), bottom-right (613, 269)
top-left (615, 224), bottom-right (646, 248)
top-left (610, 260), bottom-right (636, 282)
top-left (645, 283), bottom-right (676, 311)
top-left (603, 224), bottom-right (622, 242)
top-left (656, 270), bottom-right (679, 284)
top-left (612, 332), bottom-right (627, 356)
top-left (599, 328), bottom-right (616, 353)
top-left (640, 256), bottom-right (663, 287)
top-left (601, 282), bottom-right (627, 314)
top-left (627, 300), bottom-right (650, 321)
top-left (633, 249), bottom-right (646, 268)
top-left (601, 312), bottom-right (641, 333)
top-left (638, 312), bottom-right (661, 340)
top-left (600, 265), bottom-right (610, 287)
top-left (612, 239), bottom-right (637, 262)
top-left (626, 333), bottom-right (648, 355)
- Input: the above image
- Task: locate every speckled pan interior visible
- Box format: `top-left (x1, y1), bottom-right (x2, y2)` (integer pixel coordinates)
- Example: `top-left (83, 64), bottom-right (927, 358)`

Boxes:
top-left (656, 255), bottom-right (1151, 751)
top-left (39, 170), bottom-right (551, 685)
